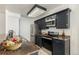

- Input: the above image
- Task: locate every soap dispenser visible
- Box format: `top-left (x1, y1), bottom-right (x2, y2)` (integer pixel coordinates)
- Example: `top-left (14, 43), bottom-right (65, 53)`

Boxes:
top-left (62, 30), bottom-right (65, 39)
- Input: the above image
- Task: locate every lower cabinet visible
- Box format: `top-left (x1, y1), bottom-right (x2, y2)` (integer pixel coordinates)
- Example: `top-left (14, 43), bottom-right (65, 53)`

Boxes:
top-left (52, 39), bottom-right (70, 55)
top-left (35, 36), bottom-right (70, 55)
top-left (35, 35), bottom-right (42, 47)
top-left (52, 39), bottom-right (65, 55)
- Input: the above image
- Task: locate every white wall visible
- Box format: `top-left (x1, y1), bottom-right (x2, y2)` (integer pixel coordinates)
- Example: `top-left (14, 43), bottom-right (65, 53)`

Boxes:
top-left (0, 12), bottom-right (5, 42)
top-left (69, 5), bottom-right (79, 54)
top-left (5, 10), bottom-right (36, 42)
top-left (19, 17), bottom-right (34, 41)
top-left (0, 13), bottom-right (5, 34)
top-left (36, 4), bottom-right (79, 55)
top-left (6, 10), bottom-right (20, 35)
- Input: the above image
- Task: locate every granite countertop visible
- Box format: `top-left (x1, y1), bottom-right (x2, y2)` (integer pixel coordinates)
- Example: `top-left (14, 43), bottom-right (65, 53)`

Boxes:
top-left (41, 34), bottom-right (70, 41)
top-left (0, 42), bottom-right (40, 55)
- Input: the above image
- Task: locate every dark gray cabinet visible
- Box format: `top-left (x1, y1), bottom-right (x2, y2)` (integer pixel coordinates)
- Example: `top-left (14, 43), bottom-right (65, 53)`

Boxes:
top-left (35, 36), bottom-right (70, 55)
top-left (34, 21), bottom-right (41, 35)
top-left (42, 37), bottom-right (53, 51)
top-left (35, 35), bottom-right (42, 47)
top-left (40, 18), bottom-right (46, 29)
top-left (52, 38), bottom-right (70, 55)
top-left (52, 39), bottom-right (65, 55)
top-left (35, 8), bottom-right (71, 29)
top-left (56, 8), bottom-right (70, 29)
top-left (35, 20), bottom-right (41, 30)
top-left (35, 17), bottom-right (47, 30)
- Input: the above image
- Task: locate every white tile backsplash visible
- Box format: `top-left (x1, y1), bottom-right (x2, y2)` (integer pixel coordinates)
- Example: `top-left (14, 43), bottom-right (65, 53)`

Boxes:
top-left (41, 27), bottom-right (70, 35)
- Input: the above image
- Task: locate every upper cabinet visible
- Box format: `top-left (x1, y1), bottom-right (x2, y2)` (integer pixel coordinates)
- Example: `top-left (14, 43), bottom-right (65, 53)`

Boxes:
top-left (39, 18), bottom-right (46, 29)
top-left (35, 18), bottom-right (46, 30)
top-left (56, 8), bottom-right (71, 29)
top-left (35, 8), bottom-right (71, 29)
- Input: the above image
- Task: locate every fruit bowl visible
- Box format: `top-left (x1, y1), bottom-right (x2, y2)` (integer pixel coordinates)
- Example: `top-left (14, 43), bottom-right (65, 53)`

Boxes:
top-left (5, 41), bottom-right (22, 50)
top-left (0, 37), bottom-right (22, 50)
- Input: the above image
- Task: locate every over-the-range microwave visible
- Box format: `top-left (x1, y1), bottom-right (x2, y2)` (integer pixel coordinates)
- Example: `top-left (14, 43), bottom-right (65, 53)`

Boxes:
top-left (45, 15), bottom-right (56, 27)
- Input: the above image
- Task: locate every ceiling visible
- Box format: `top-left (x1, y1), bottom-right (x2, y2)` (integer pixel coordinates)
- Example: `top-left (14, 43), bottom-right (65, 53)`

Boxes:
top-left (0, 4), bottom-right (62, 17)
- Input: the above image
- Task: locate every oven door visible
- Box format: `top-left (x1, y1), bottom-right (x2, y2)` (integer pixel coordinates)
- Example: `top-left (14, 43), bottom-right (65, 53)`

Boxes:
top-left (42, 37), bottom-right (53, 52)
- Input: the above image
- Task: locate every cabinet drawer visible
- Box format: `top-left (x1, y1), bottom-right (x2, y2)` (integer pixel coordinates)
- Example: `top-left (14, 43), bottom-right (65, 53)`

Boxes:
top-left (53, 39), bottom-right (64, 45)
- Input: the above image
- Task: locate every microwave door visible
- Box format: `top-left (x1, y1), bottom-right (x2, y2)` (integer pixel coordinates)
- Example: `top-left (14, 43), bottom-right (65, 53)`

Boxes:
top-left (52, 20), bottom-right (55, 26)
top-left (46, 21), bottom-right (55, 27)
top-left (51, 18), bottom-right (55, 26)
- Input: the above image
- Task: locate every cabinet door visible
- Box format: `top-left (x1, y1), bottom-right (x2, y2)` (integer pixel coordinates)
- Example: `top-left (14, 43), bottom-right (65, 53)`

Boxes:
top-left (36, 20), bottom-right (41, 30)
top-left (34, 21), bottom-right (41, 34)
top-left (53, 39), bottom-right (65, 55)
top-left (56, 9), bottom-right (70, 29)
top-left (35, 35), bottom-right (42, 47)
top-left (42, 38), bottom-right (52, 51)
top-left (35, 18), bottom-right (46, 29)
top-left (40, 18), bottom-right (46, 29)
